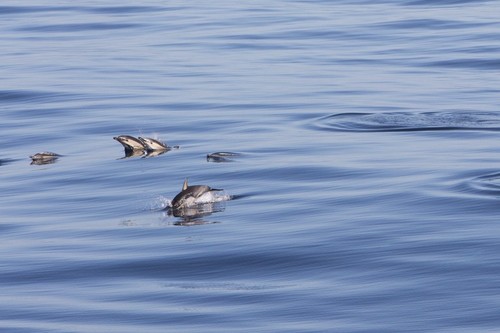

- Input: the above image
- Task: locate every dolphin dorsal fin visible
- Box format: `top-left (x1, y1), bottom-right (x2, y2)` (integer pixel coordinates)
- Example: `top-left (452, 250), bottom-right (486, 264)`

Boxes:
top-left (182, 178), bottom-right (189, 191)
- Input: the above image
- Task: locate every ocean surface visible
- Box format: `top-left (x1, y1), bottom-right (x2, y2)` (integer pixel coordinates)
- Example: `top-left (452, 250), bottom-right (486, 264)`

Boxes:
top-left (1, 1), bottom-right (500, 332)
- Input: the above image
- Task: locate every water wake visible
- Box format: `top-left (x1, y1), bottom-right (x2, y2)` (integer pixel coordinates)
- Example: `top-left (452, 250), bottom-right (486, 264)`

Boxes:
top-left (309, 111), bottom-right (500, 133)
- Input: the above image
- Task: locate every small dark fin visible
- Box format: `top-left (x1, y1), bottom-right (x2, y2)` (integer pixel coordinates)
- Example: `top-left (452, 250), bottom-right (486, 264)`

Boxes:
top-left (210, 187), bottom-right (224, 192)
top-left (182, 178), bottom-right (189, 191)
top-left (207, 152), bottom-right (240, 157)
top-left (206, 152), bottom-right (241, 163)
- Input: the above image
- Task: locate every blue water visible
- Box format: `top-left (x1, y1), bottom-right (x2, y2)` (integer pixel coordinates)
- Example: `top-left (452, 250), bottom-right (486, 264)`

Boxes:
top-left (1, 1), bottom-right (500, 332)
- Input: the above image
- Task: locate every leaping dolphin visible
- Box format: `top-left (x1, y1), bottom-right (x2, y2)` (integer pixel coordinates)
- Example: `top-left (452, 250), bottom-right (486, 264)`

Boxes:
top-left (171, 178), bottom-right (223, 210)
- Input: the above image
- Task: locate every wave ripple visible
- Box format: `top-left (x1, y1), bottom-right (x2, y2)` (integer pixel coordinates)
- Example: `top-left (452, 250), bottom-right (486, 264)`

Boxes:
top-left (311, 111), bottom-right (500, 133)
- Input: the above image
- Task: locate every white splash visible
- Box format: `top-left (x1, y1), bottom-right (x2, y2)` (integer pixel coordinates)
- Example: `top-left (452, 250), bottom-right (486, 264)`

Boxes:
top-left (149, 195), bottom-right (171, 210)
top-left (194, 191), bottom-right (231, 205)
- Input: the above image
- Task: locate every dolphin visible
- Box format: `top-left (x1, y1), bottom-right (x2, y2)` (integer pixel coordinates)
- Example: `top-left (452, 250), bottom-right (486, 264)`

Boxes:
top-left (30, 151), bottom-right (60, 161)
top-left (30, 151), bottom-right (61, 165)
top-left (138, 137), bottom-right (169, 151)
top-left (171, 178), bottom-right (223, 210)
top-left (206, 152), bottom-right (241, 162)
top-left (113, 135), bottom-right (146, 153)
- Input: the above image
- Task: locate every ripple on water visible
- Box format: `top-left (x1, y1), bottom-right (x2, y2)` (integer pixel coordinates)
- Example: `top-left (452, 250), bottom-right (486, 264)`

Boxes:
top-left (0, 158), bottom-right (16, 166)
top-left (309, 111), bottom-right (500, 133)
top-left (466, 172), bottom-right (500, 198)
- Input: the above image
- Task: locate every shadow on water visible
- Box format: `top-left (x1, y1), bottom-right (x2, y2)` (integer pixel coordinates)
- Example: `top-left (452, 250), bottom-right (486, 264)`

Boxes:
top-left (0, 158), bottom-right (16, 166)
top-left (308, 111), bottom-right (500, 133)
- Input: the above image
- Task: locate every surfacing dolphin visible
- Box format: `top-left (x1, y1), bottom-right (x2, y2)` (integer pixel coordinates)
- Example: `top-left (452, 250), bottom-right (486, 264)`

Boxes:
top-left (171, 178), bottom-right (224, 210)
top-left (138, 137), bottom-right (170, 151)
top-left (30, 152), bottom-right (61, 165)
top-left (206, 152), bottom-right (241, 163)
top-left (113, 135), bottom-right (146, 153)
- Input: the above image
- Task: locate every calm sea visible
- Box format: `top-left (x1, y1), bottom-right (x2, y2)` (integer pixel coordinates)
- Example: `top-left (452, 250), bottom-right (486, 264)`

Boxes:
top-left (1, 1), bottom-right (500, 332)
